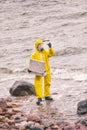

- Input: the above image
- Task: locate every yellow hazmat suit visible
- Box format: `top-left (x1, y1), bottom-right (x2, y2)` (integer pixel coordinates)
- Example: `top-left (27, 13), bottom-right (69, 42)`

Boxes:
top-left (31, 39), bottom-right (55, 99)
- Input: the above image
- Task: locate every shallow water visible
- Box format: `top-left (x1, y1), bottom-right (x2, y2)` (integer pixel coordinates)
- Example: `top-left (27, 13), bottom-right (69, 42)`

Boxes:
top-left (0, 0), bottom-right (87, 122)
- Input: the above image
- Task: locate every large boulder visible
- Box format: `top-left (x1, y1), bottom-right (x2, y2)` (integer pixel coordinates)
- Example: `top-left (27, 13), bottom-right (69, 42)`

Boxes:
top-left (9, 81), bottom-right (35, 96)
top-left (77, 99), bottom-right (87, 115)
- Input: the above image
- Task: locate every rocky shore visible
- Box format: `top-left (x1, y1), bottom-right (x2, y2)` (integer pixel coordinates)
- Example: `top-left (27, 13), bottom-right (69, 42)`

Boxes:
top-left (0, 97), bottom-right (87, 130)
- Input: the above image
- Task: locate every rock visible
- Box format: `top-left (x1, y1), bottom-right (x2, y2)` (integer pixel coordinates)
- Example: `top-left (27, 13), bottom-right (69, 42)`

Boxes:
top-left (34, 122), bottom-right (43, 129)
top-left (62, 123), bottom-right (87, 130)
top-left (49, 122), bottom-right (61, 130)
top-left (25, 121), bottom-right (35, 128)
top-left (51, 125), bottom-right (61, 130)
top-left (0, 123), bottom-right (8, 130)
top-left (45, 128), bottom-right (52, 130)
top-left (6, 97), bottom-right (12, 102)
top-left (77, 119), bottom-right (87, 127)
top-left (27, 114), bottom-right (41, 123)
top-left (77, 99), bottom-right (87, 115)
top-left (0, 107), bottom-right (3, 114)
top-left (0, 116), bottom-right (14, 124)
top-left (57, 122), bottom-right (87, 130)
top-left (56, 121), bottom-right (70, 129)
top-left (80, 119), bottom-right (87, 127)
top-left (0, 98), bottom-right (7, 111)
top-left (7, 102), bottom-right (21, 108)
top-left (29, 126), bottom-right (43, 130)
top-left (25, 121), bottom-right (44, 129)
top-left (10, 80), bottom-right (35, 96)
top-left (63, 125), bottom-right (75, 130)
top-left (7, 109), bottom-right (21, 116)
top-left (75, 124), bottom-right (87, 130)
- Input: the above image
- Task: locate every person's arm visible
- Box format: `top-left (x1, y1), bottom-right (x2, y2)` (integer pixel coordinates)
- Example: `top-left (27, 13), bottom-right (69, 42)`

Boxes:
top-left (30, 52), bottom-right (36, 59)
top-left (46, 43), bottom-right (55, 57)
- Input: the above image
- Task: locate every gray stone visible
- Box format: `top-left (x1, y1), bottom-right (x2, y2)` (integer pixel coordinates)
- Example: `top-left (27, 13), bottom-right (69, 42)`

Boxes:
top-left (77, 119), bottom-right (87, 127)
top-left (77, 99), bottom-right (87, 115)
top-left (9, 80), bottom-right (35, 96)
top-left (29, 126), bottom-right (43, 130)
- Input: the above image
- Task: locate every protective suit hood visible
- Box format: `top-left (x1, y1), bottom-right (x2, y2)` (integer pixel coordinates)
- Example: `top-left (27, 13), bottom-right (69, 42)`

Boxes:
top-left (35, 39), bottom-right (43, 50)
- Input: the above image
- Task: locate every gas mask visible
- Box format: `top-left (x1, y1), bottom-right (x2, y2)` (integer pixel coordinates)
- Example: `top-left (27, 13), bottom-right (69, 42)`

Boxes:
top-left (38, 44), bottom-right (44, 52)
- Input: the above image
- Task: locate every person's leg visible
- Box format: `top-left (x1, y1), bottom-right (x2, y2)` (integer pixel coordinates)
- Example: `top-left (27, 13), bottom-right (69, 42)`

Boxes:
top-left (44, 73), bottom-right (51, 96)
top-left (44, 73), bottom-right (53, 100)
top-left (34, 75), bottom-right (43, 104)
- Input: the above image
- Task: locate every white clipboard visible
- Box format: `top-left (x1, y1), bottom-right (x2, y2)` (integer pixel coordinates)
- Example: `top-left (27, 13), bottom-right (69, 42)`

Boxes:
top-left (29, 59), bottom-right (47, 76)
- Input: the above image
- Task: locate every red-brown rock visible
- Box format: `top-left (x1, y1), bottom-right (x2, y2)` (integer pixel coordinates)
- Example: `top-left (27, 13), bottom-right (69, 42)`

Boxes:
top-left (0, 107), bottom-right (3, 114)
top-left (57, 121), bottom-right (70, 129)
top-left (27, 114), bottom-right (41, 123)
top-left (75, 124), bottom-right (87, 130)
top-left (51, 125), bottom-right (61, 130)
top-left (0, 98), bottom-right (7, 111)
top-left (64, 125), bottom-right (75, 130)
top-left (46, 128), bottom-right (52, 130)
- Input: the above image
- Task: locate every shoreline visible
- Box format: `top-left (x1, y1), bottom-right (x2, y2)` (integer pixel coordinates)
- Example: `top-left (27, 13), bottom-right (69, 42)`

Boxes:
top-left (0, 96), bottom-right (87, 130)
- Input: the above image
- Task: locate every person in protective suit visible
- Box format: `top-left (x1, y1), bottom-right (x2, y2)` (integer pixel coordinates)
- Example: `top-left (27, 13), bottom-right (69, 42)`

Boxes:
top-left (29, 39), bottom-right (55, 105)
